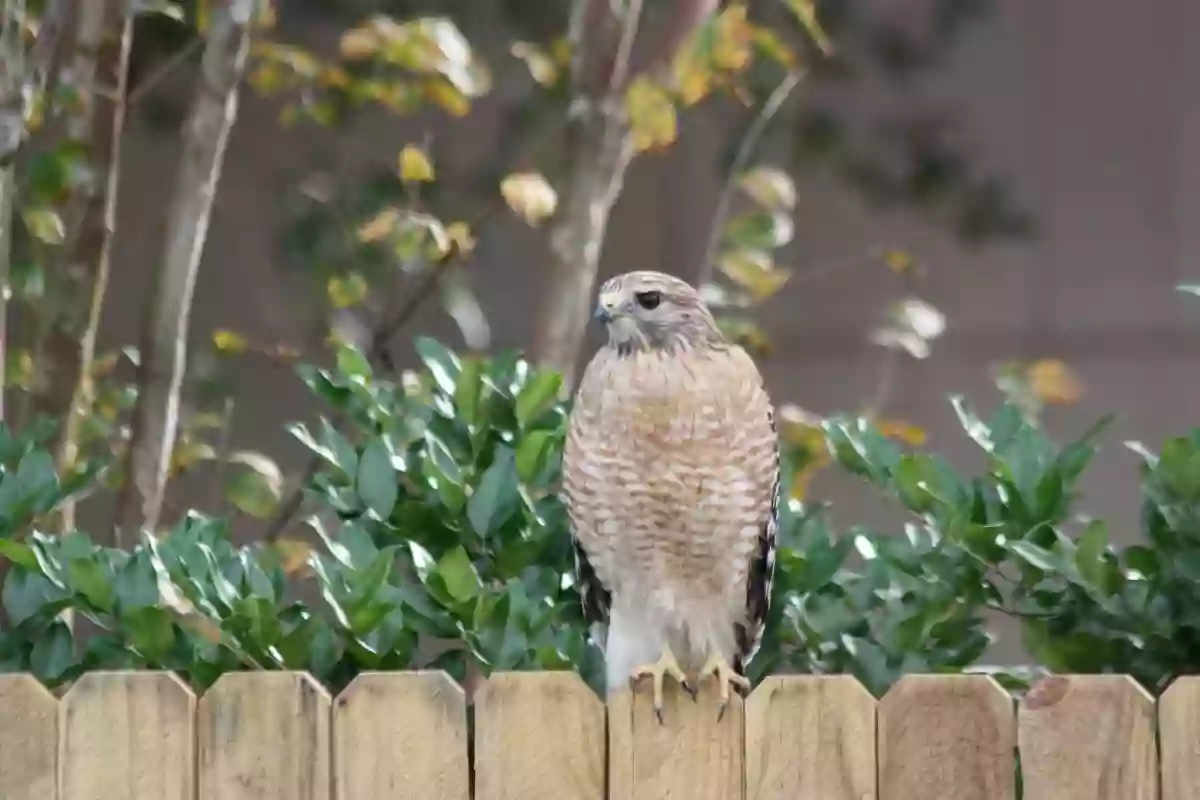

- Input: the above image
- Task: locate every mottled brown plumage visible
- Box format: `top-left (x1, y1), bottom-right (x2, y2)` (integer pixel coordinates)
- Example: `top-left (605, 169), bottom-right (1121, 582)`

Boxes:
top-left (562, 271), bottom-right (779, 719)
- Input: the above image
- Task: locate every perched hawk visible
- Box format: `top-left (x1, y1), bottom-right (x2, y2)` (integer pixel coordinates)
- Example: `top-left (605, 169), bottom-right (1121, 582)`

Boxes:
top-left (562, 270), bottom-right (779, 720)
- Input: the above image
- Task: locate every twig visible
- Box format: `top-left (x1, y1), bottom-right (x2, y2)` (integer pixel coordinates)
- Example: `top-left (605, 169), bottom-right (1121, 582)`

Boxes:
top-left (528, 0), bottom-right (645, 379)
top-left (605, 0), bottom-right (645, 97)
top-left (127, 37), bottom-right (204, 107)
top-left (116, 0), bottom-right (256, 545)
top-left (696, 70), bottom-right (805, 287)
top-left (262, 261), bottom-right (450, 542)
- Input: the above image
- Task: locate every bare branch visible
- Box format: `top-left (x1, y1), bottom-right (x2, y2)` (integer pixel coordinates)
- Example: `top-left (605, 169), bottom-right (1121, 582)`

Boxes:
top-left (528, 0), bottom-right (643, 382)
top-left (46, 0), bottom-right (133, 539)
top-left (529, 0), bottom-right (724, 382)
top-left (696, 70), bottom-right (805, 287)
top-left (641, 0), bottom-right (719, 78)
top-left (116, 0), bottom-right (256, 544)
top-left (127, 36), bottom-right (203, 107)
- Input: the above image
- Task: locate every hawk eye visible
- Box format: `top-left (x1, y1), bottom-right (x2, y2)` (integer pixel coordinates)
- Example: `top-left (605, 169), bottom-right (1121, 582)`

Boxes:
top-left (635, 291), bottom-right (662, 310)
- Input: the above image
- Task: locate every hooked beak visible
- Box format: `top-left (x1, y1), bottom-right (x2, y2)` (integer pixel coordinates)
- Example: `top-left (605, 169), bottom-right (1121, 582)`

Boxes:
top-left (593, 304), bottom-right (615, 325)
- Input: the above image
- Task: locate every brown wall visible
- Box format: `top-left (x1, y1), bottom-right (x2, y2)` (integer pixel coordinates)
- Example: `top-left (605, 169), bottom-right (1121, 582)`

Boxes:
top-left (96, 0), bottom-right (1200, 660)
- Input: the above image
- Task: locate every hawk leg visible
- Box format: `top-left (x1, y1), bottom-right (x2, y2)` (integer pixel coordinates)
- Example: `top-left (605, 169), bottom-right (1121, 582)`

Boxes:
top-left (630, 646), bottom-right (694, 724)
top-left (698, 651), bottom-right (751, 722)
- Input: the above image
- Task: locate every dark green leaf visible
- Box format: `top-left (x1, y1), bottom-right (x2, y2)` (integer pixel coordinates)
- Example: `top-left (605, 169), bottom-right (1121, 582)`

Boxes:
top-left (356, 437), bottom-right (398, 520)
top-left (436, 547), bottom-right (481, 603)
top-left (467, 448), bottom-right (518, 537)
top-left (30, 620), bottom-right (75, 682)
top-left (515, 371), bottom-right (562, 429)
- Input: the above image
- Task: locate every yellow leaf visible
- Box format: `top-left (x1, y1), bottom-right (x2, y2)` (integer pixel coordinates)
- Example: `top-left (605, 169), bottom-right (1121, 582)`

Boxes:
top-left (397, 144), bottom-right (435, 182)
top-left (718, 249), bottom-right (791, 301)
top-left (624, 76), bottom-right (678, 152)
top-left (340, 27), bottom-right (379, 60)
top-left (670, 41), bottom-right (716, 106)
top-left (21, 207), bottom-right (64, 245)
top-left (711, 4), bottom-right (754, 72)
top-left (327, 273), bottom-right (368, 309)
top-left (778, 403), bottom-right (829, 500)
top-left (784, 0), bottom-right (835, 56)
top-left (423, 79), bottom-right (471, 117)
top-left (877, 419), bottom-right (927, 447)
top-left (171, 439), bottom-right (216, 474)
top-left (500, 172), bottom-right (558, 226)
top-left (357, 208), bottom-right (399, 242)
top-left (884, 249), bottom-right (919, 275)
top-left (212, 329), bottom-right (248, 354)
top-left (268, 538), bottom-right (314, 576)
top-left (445, 221), bottom-right (476, 257)
top-left (1026, 359), bottom-right (1083, 406)
top-left (738, 166), bottom-right (797, 210)
top-left (751, 25), bottom-right (799, 70)
top-left (510, 41), bottom-right (559, 87)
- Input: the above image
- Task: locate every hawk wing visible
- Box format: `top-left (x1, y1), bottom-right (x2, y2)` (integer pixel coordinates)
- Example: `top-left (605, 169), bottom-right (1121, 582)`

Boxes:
top-left (572, 535), bottom-right (611, 638)
top-left (733, 403), bottom-right (780, 674)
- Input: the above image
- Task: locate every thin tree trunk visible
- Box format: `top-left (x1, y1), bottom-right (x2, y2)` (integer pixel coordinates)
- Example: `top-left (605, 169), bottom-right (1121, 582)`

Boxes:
top-left (45, 0), bottom-right (132, 538)
top-left (114, 0), bottom-right (255, 544)
top-left (529, 0), bottom-right (640, 383)
top-left (529, 0), bottom-right (718, 384)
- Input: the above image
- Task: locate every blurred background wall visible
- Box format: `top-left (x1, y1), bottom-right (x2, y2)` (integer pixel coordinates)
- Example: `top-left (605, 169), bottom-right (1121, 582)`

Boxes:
top-left (92, 0), bottom-right (1200, 656)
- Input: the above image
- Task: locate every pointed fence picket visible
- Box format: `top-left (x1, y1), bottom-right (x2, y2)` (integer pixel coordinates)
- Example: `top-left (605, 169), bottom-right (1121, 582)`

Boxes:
top-left (0, 669), bottom-right (1196, 798)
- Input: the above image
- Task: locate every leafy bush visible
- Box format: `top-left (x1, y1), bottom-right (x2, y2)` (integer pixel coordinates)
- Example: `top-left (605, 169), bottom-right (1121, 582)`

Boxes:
top-left (1, 339), bottom-right (1199, 698)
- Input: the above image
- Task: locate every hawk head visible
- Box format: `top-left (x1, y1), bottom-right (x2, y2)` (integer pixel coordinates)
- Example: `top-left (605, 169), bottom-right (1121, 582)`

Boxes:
top-left (593, 271), bottom-right (724, 355)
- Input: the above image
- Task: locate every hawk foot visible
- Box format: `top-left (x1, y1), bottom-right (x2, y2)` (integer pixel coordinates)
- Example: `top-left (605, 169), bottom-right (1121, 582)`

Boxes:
top-left (630, 647), bottom-right (693, 724)
top-left (698, 652), bottom-right (751, 723)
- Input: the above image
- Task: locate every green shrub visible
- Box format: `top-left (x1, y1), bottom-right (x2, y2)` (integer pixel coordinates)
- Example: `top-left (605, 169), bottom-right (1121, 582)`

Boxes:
top-left (0, 339), bottom-right (1197, 698)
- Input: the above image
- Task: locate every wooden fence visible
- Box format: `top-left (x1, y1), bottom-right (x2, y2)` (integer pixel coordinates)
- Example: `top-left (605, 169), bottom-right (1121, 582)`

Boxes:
top-left (0, 670), bottom-right (1193, 798)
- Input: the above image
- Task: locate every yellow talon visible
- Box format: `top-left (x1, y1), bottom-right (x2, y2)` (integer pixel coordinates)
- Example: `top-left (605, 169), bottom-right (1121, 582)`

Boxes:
top-left (630, 646), bottom-right (692, 724)
top-left (698, 652), bottom-right (751, 722)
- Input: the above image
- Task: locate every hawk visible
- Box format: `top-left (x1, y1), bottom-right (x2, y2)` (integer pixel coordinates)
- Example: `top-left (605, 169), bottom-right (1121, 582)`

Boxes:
top-left (562, 270), bottom-right (779, 721)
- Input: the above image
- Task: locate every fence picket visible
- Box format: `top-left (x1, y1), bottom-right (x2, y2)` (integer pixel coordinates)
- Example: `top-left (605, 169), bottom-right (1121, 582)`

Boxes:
top-left (199, 671), bottom-right (331, 800)
top-left (0, 674), bottom-right (57, 800)
top-left (1161, 676), bottom-right (1200, 800)
top-left (1018, 675), bottom-right (1157, 800)
top-left (878, 675), bottom-right (1015, 800)
top-left (744, 675), bottom-right (876, 800)
top-left (59, 671), bottom-right (196, 800)
top-left (333, 671), bottom-right (469, 800)
top-left (609, 679), bottom-right (744, 800)
top-left (0, 670), bottom-right (1192, 795)
top-left (475, 672), bottom-right (604, 800)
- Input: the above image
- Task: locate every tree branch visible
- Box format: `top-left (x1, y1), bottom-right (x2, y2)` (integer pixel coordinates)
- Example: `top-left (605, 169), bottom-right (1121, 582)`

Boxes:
top-left (127, 36), bottom-right (203, 107)
top-left (47, 0), bottom-right (133, 539)
top-left (527, 0), bottom-right (643, 383)
top-left (529, 0), bottom-right (723, 383)
top-left (115, 0), bottom-right (256, 545)
top-left (696, 69), bottom-right (805, 287)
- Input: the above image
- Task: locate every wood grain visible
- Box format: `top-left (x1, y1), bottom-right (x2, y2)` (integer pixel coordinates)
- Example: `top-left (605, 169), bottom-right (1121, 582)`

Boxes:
top-left (475, 672), bottom-right (605, 800)
top-left (1018, 674), bottom-right (1156, 800)
top-left (878, 674), bottom-right (1014, 800)
top-left (0, 674), bottom-right (57, 800)
top-left (333, 671), bottom-right (468, 800)
top-left (1161, 675), bottom-right (1200, 800)
top-left (59, 671), bottom-right (196, 800)
top-left (609, 680), bottom-right (743, 800)
top-left (745, 675), bottom-right (876, 800)
top-left (199, 671), bottom-right (331, 800)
